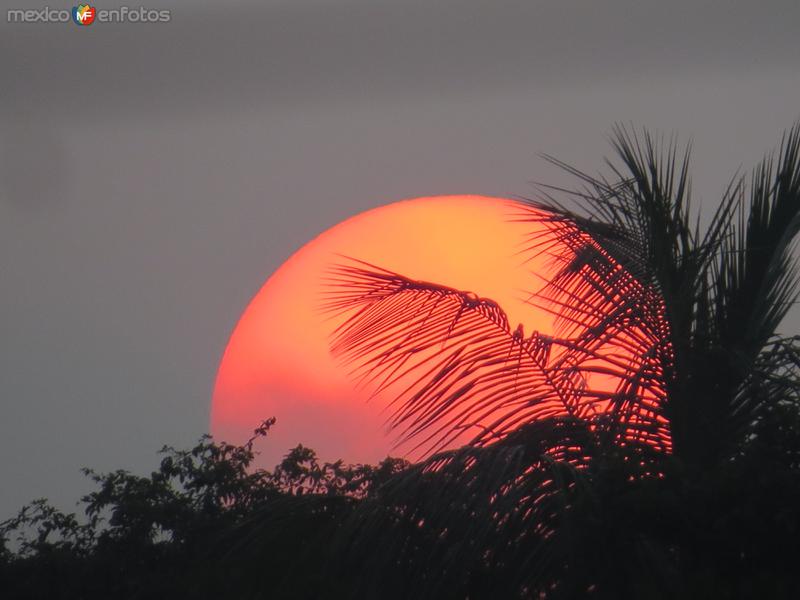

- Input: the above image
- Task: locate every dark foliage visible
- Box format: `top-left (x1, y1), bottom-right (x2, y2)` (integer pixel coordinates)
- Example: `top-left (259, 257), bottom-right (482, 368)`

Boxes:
top-left (0, 419), bottom-right (407, 600)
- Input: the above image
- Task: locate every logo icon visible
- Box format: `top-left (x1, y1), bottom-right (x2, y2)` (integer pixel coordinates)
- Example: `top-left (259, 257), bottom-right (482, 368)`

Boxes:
top-left (72, 4), bottom-right (96, 26)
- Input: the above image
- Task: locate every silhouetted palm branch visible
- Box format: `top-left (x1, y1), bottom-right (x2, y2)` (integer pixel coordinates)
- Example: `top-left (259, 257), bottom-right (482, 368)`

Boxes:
top-left (324, 257), bottom-right (669, 455)
top-left (521, 123), bottom-right (800, 468)
top-left (330, 417), bottom-right (597, 598)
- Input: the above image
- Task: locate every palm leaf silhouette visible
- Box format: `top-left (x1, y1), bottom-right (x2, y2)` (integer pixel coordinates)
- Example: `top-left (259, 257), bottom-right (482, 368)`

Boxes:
top-left (324, 219), bottom-right (672, 455)
top-left (324, 260), bottom-right (590, 454)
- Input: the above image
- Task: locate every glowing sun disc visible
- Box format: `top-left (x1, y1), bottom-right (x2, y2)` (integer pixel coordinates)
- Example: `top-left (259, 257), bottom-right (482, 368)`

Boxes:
top-left (211, 195), bottom-right (557, 466)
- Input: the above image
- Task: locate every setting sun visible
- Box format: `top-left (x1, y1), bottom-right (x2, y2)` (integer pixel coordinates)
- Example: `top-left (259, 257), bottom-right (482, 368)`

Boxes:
top-left (211, 195), bottom-right (559, 464)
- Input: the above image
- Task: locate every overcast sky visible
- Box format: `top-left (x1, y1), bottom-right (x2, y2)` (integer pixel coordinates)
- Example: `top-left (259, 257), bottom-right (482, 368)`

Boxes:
top-left (1, 0), bottom-right (799, 518)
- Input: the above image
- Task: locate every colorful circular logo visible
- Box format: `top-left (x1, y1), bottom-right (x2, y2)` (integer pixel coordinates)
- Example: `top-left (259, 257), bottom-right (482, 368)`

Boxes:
top-left (72, 4), bottom-right (96, 26)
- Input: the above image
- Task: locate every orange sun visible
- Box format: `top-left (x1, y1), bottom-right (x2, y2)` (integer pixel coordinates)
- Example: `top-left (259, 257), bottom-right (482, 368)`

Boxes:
top-left (211, 195), bottom-right (559, 466)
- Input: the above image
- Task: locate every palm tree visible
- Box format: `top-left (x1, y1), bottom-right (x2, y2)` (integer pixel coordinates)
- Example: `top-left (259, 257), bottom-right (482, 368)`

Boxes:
top-left (315, 124), bottom-right (800, 599)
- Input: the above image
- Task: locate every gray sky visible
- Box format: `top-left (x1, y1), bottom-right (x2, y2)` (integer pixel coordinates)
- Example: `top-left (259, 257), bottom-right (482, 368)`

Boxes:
top-left (1, 0), bottom-right (799, 518)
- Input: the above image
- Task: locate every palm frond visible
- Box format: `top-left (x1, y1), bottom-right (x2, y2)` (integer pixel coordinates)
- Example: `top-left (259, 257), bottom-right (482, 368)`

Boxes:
top-left (517, 122), bottom-right (800, 468)
top-left (713, 123), bottom-right (800, 363)
top-left (735, 335), bottom-right (800, 451)
top-left (323, 260), bottom-right (591, 455)
top-left (331, 416), bottom-right (669, 599)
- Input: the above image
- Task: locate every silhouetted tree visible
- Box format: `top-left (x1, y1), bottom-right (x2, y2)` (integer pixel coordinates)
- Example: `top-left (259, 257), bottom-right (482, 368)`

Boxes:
top-left (0, 419), bottom-right (406, 599)
top-left (307, 123), bottom-right (800, 599)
